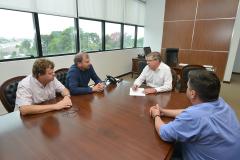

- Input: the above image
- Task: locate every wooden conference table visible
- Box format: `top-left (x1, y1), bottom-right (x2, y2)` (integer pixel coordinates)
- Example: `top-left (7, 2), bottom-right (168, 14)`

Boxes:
top-left (0, 81), bottom-right (191, 160)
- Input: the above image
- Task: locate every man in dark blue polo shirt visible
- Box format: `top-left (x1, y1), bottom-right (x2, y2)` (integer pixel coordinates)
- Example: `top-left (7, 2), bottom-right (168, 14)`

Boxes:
top-left (150, 70), bottom-right (240, 160)
top-left (66, 52), bottom-right (104, 95)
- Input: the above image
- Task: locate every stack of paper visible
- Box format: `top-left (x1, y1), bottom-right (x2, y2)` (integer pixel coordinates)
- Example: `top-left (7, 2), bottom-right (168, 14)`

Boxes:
top-left (129, 88), bottom-right (145, 96)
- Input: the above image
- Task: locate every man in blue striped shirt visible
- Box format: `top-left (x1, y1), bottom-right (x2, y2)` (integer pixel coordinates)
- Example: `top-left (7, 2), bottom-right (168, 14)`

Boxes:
top-left (66, 52), bottom-right (104, 95)
top-left (150, 70), bottom-right (240, 160)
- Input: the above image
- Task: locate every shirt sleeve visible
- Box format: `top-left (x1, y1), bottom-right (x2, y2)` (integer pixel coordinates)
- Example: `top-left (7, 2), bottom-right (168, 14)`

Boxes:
top-left (134, 66), bottom-right (147, 86)
top-left (15, 82), bottom-right (33, 110)
top-left (53, 77), bottom-right (65, 93)
top-left (67, 69), bottom-right (92, 95)
top-left (90, 65), bottom-right (102, 84)
top-left (155, 68), bottom-right (172, 92)
top-left (159, 111), bottom-right (201, 142)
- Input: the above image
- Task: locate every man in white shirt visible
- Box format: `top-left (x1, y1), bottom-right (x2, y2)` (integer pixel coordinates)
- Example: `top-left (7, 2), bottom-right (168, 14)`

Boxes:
top-left (132, 52), bottom-right (172, 94)
top-left (15, 58), bottom-right (72, 116)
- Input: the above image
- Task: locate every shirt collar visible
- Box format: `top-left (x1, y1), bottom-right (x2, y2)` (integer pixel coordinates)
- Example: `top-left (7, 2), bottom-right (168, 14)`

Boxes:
top-left (31, 75), bottom-right (45, 88)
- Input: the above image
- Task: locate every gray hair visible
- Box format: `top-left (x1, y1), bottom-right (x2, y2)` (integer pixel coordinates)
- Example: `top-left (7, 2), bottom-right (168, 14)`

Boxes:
top-left (74, 52), bottom-right (89, 65)
top-left (146, 52), bottom-right (162, 62)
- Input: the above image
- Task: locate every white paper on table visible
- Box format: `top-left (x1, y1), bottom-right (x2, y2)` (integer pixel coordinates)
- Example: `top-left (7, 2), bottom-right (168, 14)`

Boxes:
top-left (129, 88), bottom-right (145, 96)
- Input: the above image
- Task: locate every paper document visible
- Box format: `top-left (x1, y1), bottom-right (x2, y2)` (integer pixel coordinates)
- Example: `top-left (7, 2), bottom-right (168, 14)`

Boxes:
top-left (129, 88), bottom-right (145, 96)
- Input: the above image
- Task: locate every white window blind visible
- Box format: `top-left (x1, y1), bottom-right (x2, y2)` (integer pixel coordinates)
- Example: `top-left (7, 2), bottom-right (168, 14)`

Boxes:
top-left (105, 0), bottom-right (124, 22)
top-left (0, 0), bottom-right (77, 17)
top-left (78, 0), bottom-right (145, 25)
top-left (78, 0), bottom-right (105, 20)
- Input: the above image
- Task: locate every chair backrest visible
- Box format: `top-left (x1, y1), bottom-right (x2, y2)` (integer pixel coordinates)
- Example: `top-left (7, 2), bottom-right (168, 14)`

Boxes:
top-left (165, 48), bottom-right (179, 67)
top-left (171, 69), bottom-right (178, 91)
top-left (182, 65), bottom-right (206, 83)
top-left (0, 76), bottom-right (26, 113)
top-left (143, 47), bottom-right (151, 57)
top-left (55, 68), bottom-right (69, 86)
top-left (178, 65), bottom-right (206, 92)
top-left (137, 60), bottom-right (147, 75)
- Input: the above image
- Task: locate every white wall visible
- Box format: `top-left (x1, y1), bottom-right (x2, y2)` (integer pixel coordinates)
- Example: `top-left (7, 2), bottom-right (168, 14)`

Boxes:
top-left (233, 42), bottom-right (240, 73)
top-left (223, 3), bottom-right (240, 81)
top-left (0, 48), bottom-right (141, 114)
top-left (144, 0), bottom-right (165, 51)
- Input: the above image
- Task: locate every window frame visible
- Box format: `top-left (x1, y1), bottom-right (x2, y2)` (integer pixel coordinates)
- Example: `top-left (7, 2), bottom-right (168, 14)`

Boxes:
top-left (0, 9), bottom-right (144, 62)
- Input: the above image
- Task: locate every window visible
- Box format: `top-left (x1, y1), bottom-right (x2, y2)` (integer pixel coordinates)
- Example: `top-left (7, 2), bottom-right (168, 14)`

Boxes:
top-left (105, 22), bottom-right (121, 50)
top-left (79, 19), bottom-right (102, 52)
top-left (38, 14), bottom-right (76, 56)
top-left (0, 9), bottom-right (37, 60)
top-left (137, 27), bottom-right (144, 47)
top-left (123, 25), bottom-right (135, 48)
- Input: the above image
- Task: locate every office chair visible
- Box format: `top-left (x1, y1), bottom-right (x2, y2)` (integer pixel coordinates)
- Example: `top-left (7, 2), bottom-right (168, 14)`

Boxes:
top-left (165, 48), bottom-right (179, 67)
top-left (0, 76), bottom-right (26, 112)
top-left (171, 69), bottom-right (178, 91)
top-left (55, 68), bottom-right (69, 87)
top-left (143, 47), bottom-right (152, 57)
top-left (179, 65), bottom-right (206, 92)
top-left (137, 60), bottom-right (147, 75)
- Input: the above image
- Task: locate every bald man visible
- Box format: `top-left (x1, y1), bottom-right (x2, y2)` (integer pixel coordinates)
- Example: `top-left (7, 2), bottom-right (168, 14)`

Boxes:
top-left (66, 52), bottom-right (104, 95)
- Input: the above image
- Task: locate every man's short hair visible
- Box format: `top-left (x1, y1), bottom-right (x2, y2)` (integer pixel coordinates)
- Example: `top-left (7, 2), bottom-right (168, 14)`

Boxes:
top-left (146, 52), bottom-right (162, 62)
top-left (74, 52), bottom-right (89, 65)
top-left (32, 58), bottom-right (54, 78)
top-left (188, 70), bottom-right (221, 102)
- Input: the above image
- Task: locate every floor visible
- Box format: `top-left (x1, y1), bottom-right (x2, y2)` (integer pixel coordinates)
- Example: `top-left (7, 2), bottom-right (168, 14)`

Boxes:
top-left (0, 74), bottom-right (239, 119)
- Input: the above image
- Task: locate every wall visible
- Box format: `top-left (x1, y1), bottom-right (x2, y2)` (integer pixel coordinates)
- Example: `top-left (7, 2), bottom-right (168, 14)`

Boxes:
top-left (161, 0), bottom-right (239, 80)
top-left (233, 38), bottom-right (240, 73)
top-left (144, 0), bottom-right (165, 51)
top-left (233, 45), bottom-right (240, 73)
top-left (0, 48), bottom-right (141, 114)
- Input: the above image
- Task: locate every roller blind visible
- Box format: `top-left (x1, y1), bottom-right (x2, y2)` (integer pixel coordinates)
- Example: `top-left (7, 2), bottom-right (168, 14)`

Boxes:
top-left (0, 0), bottom-right (77, 17)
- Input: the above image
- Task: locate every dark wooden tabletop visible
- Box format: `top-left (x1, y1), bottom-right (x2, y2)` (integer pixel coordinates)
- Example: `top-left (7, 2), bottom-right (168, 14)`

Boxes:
top-left (0, 81), bottom-right (191, 160)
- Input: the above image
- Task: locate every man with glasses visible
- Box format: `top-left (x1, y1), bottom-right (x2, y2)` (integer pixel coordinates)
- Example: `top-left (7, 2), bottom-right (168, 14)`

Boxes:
top-left (132, 52), bottom-right (172, 94)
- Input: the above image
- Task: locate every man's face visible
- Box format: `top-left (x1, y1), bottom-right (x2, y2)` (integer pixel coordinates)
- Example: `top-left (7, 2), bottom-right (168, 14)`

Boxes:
top-left (40, 68), bottom-right (55, 83)
top-left (78, 56), bottom-right (91, 70)
top-left (146, 57), bottom-right (160, 70)
top-left (186, 81), bottom-right (196, 103)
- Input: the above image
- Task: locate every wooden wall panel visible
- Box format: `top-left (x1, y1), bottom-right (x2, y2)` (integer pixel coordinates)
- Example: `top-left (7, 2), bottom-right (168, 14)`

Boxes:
top-left (178, 50), bottom-right (191, 64)
top-left (192, 19), bottom-right (235, 51)
top-left (197, 0), bottom-right (239, 19)
top-left (162, 21), bottom-right (194, 49)
top-left (165, 0), bottom-right (197, 21)
top-left (161, 0), bottom-right (239, 80)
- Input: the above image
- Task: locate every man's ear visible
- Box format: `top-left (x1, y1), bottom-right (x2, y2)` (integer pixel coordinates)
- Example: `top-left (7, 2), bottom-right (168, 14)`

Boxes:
top-left (77, 62), bottom-right (82, 68)
top-left (190, 89), bottom-right (197, 99)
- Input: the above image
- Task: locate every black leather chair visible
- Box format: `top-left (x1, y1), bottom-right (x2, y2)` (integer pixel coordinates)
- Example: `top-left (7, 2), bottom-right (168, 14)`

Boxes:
top-left (137, 60), bottom-right (147, 75)
top-left (179, 65), bottom-right (206, 92)
top-left (0, 76), bottom-right (26, 113)
top-left (165, 48), bottom-right (179, 67)
top-left (171, 69), bottom-right (178, 91)
top-left (55, 68), bottom-right (69, 86)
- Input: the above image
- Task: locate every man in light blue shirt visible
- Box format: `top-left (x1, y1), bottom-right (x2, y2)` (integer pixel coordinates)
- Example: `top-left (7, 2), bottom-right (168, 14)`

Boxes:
top-left (150, 70), bottom-right (240, 160)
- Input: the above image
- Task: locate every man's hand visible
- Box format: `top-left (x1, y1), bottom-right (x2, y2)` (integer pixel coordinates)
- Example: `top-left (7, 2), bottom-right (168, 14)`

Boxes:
top-left (132, 84), bottom-right (139, 91)
top-left (55, 96), bottom-right (72, 110)
top-left (149, 104), bottom-right (160, 118)
top-left (92, 83), bottom-right (104, 92)
top-left (144, 88), bottom-right (157, 94)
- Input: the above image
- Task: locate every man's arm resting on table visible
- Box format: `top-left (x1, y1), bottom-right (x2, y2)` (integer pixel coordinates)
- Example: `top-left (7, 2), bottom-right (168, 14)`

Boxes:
top-left (19, 104), bottom-right (60, 116)
top-left (61, 88), bottom-right (71, 97)
top-left (161, 109), bottom-right (184, 118)
top-left (154, 116), bottom-right (166, 135)
top-left (19, 96), bottom-right (72, 116)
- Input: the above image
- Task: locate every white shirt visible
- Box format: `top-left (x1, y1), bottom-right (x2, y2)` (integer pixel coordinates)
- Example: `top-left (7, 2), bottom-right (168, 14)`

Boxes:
top-left (15, 75), bottom-right (65, 110)
top-left (134, 62), bottom-right (172, 92)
